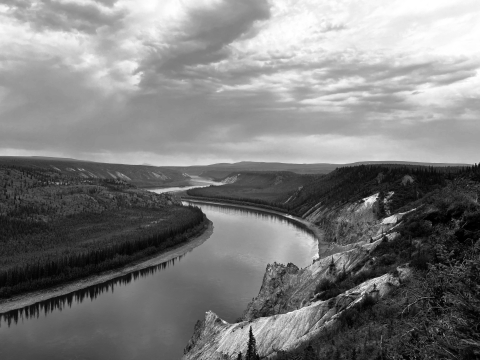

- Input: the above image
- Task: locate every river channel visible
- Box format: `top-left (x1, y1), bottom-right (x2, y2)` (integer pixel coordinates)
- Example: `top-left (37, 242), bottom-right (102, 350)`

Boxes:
top-left (0, 202), bottom-right (317, 360)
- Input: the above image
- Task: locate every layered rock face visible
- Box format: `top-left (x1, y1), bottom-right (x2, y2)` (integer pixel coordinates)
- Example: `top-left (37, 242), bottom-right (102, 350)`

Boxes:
top-left (242, 243), bottom-right (374, 321)
top-left (183, 271), bottom-right (406, 359)
top-left (183, 194), bottom-right (407, 359)
top-left (306, 193), bottom-right (400, 247)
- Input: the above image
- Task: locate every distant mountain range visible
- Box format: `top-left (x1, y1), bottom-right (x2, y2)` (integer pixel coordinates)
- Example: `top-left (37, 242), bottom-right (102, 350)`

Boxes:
top-left (0, 156), bottom-right (471, 184)
top-left (176, 160), bottom-right (471, 179)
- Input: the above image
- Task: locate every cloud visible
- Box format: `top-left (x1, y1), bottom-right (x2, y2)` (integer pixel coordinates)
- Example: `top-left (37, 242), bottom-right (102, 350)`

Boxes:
top-left (137, 0), bottom-right (271, 86)
top-left (0, 0), bottom-right (479, 165)
top-left (94, 0), bottom-right (119, 8)
top-left (4, 0), bottom-right (126, 34)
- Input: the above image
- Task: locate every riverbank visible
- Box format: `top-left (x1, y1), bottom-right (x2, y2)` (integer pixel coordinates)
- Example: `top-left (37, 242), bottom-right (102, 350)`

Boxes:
top-left (0, 220), bottom-right (213, 314)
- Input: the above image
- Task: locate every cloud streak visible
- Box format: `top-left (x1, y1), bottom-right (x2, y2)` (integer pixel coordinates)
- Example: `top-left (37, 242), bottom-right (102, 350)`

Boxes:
top-left (0, 0), bottom-right (479, 165)
top-left (3, 0), bottom-right (127, 34)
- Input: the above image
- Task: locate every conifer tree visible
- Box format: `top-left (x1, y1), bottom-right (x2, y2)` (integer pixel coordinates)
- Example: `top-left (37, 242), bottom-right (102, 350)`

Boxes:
top-left (246, 326), bottom-right (259, 360)
top-left (303, 343), bottom-right (317, 360)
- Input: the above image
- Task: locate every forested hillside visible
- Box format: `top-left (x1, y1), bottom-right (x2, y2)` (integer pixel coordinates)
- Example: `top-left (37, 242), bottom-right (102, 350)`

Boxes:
top-left (0, 156), bottom-right (190, 188)
top-left (186, 171), bottom-right (313, 211)
top-left (272, 166), bottom-right (480, 360)
top-left (188, 164), bottom-right (476, 216)
top-left (0, 164), bottom-right (206, 298)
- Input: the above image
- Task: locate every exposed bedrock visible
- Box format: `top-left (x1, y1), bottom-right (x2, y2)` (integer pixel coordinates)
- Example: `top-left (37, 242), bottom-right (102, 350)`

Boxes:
top-left (183, 270), bottom-right (408, 359)
top-left (242, 242), bottom-right (375, 321)
top-left (307, 193), bottom-right (393, 246)
top-left (184, 195), bottom-right (408, 359)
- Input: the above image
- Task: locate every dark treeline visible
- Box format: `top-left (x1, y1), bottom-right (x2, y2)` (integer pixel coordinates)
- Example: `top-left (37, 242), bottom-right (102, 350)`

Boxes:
top-left (0, 215), bottom-right (51, 239)
top-left (289, 163), bottom-right (480, 217)
top-left (0, 255), bottom-right (184, 327)
top-left (0, 206), bottom-right (205, 298)
top-left (185, 164), bottom-right (480, 218)
top-left (184, 192), bottom-right (289, 212)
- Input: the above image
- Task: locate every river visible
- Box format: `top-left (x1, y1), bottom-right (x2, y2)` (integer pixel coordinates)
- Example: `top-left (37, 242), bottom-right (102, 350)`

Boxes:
top-left (151, 175), bottom-right (224, 194)
top-left (0, 202), bottom-right (317, 360)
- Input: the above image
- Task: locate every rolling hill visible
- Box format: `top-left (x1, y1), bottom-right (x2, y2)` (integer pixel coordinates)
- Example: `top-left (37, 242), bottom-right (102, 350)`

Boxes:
top-left (0, 156), bottom-right (189, 188)
top-left (176, 160), bottom-right (471, 179)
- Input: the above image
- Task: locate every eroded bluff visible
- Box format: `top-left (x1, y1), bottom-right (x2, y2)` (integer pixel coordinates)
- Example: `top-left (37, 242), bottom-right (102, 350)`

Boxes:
top-left (183, 193), bottom-right (407, 359)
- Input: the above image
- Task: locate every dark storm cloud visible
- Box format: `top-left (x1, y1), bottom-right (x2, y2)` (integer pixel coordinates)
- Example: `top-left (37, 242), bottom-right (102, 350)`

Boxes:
top-left (94, 0), bottom-right (119, 8)
top-left (137, 0), bottom-right (271, 86)
top-left (4, 0), bottom-right (126, 34)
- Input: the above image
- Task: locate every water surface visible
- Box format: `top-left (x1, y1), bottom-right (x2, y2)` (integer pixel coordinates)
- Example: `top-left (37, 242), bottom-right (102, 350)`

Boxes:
top-left (151, 176), bottom-right (223, 194)
top-left (0, 202), bottom-right (316, 360)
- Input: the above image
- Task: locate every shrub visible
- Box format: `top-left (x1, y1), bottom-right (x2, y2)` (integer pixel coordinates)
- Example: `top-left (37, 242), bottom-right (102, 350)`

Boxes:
top-left (315, 278), bottom-right (334, 294)
top-left (410, 251), bottom-right (430, 270)
top-left (378, 253), bottom-right (396, 266)
top-left (463, 210), bottom-right (480, 232)
top-left (359, 294), bottom-right (377, 310)
top-left (338, 307), bottom-right (360, 328)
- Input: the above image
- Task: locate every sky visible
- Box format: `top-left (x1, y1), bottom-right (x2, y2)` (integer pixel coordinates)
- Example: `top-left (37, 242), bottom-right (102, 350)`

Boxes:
top-left (0, 0), bottom-right (479, 166)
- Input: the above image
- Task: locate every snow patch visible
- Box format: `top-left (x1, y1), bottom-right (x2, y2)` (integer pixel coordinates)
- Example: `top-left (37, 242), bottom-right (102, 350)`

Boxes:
top-left (107, 172), bottom-right (117, 179)
top-left (50, 166), bottom-right (61, 172)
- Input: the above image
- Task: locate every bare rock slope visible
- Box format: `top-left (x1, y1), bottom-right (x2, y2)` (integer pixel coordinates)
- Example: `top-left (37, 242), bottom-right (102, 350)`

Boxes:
top-left (184, 268), bottom-right (407, 359)
top-left (184, 193), bottom-right (408, 359)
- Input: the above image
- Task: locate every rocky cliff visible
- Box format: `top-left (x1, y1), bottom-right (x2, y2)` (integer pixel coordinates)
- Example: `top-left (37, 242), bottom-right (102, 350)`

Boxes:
top-left (184, 269), bottom-right (409, 359)
top-left (183, 191), bottom-right (409, 359)
top-left (241, 242), bottom-right (375, 321)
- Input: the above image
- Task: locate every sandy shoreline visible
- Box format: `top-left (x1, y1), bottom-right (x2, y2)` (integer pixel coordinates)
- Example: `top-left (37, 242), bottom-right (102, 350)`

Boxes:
top-left (0, 221), bottom-right (213, 314)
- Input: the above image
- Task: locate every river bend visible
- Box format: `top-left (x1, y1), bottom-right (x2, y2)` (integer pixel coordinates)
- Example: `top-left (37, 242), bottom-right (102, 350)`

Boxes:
top-left (0, 202), bottom-right (316, 360)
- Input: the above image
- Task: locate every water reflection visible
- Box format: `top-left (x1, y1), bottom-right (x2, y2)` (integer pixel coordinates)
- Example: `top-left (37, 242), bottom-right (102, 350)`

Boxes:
top-left (0, 202), bottom-right (316, 360)
top-left (185, 201), bottom-right (311, 237)
top-left (0, 255), bottom-right (183, 328)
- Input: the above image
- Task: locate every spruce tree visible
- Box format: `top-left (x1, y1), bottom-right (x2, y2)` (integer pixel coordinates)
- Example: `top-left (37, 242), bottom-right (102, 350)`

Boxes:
top-left (303, 344), bottom-right (317, 360)
top-left (246, 326), bottom-right (258, 360)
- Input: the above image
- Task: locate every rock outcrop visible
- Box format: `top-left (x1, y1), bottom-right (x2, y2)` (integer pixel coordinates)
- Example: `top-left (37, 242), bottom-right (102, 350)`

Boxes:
top-left (184, 194), bottom-right (410, 359)
top-left (242, 242), bottom-right (375, 321)
top-left (306, 193), bottom-right (399, 246)
top-left (183, 270), bottom-right (408, 359)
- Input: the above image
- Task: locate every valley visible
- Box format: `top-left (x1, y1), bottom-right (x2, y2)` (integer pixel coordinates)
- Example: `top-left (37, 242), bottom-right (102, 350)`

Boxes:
top-left (0, 157), bottom-right (479, 360)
